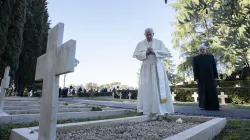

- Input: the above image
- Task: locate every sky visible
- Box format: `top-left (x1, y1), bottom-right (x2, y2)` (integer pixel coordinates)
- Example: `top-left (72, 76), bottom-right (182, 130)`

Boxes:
top-left (47, 0), bottom-right (180, 88)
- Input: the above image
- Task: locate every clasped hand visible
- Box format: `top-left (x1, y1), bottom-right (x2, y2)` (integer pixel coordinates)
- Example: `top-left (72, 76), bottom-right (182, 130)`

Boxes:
top-left (146, 48), bottom-right (155, 55)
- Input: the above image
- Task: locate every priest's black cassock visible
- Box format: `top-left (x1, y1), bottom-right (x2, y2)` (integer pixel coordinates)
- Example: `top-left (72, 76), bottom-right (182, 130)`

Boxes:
top-left (192, 54), bottom-right (220, 110)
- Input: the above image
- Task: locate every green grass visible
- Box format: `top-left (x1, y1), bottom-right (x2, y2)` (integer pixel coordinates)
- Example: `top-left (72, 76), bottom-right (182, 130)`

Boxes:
top-left (174, 102), bottom-right (250, 110)
top-left (214, 119), bottom-right (250, 140)
top-left (63, 102), bottom-right (69, 106)
top-left (0, 111), bottom-right (141, 140)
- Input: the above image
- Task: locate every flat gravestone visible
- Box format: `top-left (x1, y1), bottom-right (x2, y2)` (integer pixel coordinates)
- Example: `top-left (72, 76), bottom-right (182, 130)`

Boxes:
top-left (35, 23), bottom-right (76, 140)
top-left (0, 66), bottom-right (10, 116)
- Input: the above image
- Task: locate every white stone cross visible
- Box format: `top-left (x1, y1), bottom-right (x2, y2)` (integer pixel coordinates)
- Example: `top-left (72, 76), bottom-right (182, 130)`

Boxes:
top-left (35, 23), bottom-right (76, 140)
top-left (119, 92), bottom-right (122, 99)
top-left (172, 92), bottom-right (176, 102)
top-left (128, 92), bottom-right (132, 100)
top-left (192, 92), bottom-right (198, 103)
top-left (235, 84), bottom-right (240, 87)
top-left (218, 92), bottom-right (228, 105)
top-left (0, 66), bottom-right (10, 116)
top-left (112, 92), bottom-right (115, 98)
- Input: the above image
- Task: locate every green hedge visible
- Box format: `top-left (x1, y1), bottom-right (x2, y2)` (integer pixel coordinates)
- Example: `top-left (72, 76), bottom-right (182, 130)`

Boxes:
top-left (77, 92), bottom-right (113, 97)
top-left (115, 87), bottom-right (250, 104)
top-left (171, 87), bottom-right (250, 104)
top-left (173, 80), bottom-right (250, 88)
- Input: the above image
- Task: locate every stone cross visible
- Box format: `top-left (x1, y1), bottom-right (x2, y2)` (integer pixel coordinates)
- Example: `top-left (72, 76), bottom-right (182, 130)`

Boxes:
top-left (218, 92), bottom-right (228, 105)
top-left (172, 92), bottom-right (176, 102)
top-left (0, 66), bottom-right (10, 116)
top-left (119, 92), bottom-right (122, 99)
top-left (112, 92), bottom-right (115, 98)
top-left (35, 23), bottom-right (76, 140)
top-left (128, 92), bottom-right (132, 100)
top-left (235, 84), bottom-right (240, 87)
top-left (192, 92), bottom-right (198, 103)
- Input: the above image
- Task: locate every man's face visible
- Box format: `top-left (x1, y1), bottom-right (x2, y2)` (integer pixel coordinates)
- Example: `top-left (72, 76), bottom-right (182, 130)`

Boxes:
top-left (145, 31), bottom-right (154, 41)
top-left (199, 48), bottom-right (206, 54)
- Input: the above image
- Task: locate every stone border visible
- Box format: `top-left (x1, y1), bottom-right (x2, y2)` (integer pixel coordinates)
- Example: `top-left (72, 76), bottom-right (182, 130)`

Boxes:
top-left (3, 105), bottom-right (72, 110)
top-left (5, 108), bottom-right (91, 114)
top-left (5, 97), bottom-right (40, 101)
top-left (4, 101), bottom-right (65, 106)
top-left (164, 116), bottom-right (226, 140)
top-left (10, 115), bottom-right (226, 140)
top-left (0, 109), bottom-right (129, 124)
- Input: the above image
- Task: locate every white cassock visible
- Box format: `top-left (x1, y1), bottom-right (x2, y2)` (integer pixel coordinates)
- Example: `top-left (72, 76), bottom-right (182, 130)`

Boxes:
top-left (133, 38), bottom-right (174, 115)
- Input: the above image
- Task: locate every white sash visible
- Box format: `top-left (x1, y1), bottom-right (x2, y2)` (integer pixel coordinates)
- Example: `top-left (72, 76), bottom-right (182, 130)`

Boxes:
top-left (156, 61), bottom-right (167, 104)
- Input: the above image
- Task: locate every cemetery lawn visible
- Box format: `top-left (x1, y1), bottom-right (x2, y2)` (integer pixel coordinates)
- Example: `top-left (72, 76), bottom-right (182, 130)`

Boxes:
top-left (79, 97), bottom-right (137, 103)
top-left (77, 97), bottom-right (250, 110)
top-left (0, 111), bottom-right (140, 140)
top-left (213, 119), bottom-right (250, 140)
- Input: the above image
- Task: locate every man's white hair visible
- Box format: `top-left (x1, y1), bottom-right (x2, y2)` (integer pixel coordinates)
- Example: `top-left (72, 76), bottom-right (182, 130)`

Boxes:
top-left (198, 45), bottom-right (207, 50)
top-left (145, 28), bottom-right (154, 34)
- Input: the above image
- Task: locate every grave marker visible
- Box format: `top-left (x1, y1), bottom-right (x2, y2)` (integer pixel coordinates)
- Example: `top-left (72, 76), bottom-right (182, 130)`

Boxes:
top-left (218, 92), bottom-right (228, 105)
top-left (35, 23), bottom-right (76, 140)
top-left (192, 92), bottom-right (198, 103)
top-left (128, 92), bottom-right (132, 100)
top-left (172, 92), bottom-right (176, 102)
top-left (119, 92), bottom-right (122, 99)
top-left (0, 66), bottom-right (10, 116)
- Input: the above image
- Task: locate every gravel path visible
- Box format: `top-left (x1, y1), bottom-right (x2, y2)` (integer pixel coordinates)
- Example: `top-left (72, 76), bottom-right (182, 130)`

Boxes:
top-left (56, 120), bottom-right (200, 140)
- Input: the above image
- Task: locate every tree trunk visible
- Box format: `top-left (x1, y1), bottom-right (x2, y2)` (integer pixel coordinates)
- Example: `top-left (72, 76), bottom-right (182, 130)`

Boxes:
top-left (15, 77), bottom-right (25, 96)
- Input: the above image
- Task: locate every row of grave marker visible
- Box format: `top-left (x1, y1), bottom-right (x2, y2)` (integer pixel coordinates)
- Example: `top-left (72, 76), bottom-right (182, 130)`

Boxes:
top-left (114, 91), bottom-right (228, 105)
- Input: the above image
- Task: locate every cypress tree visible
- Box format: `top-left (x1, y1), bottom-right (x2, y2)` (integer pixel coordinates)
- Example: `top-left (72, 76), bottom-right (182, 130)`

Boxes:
top-left (2, 0), bottom-right (27, 77)
top-left (15, 0), bottom-right (50, 96)
top-left (0, 0), bottom-right (16, 71)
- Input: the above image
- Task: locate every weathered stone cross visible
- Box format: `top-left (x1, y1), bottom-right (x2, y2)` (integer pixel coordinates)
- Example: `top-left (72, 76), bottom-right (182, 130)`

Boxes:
top-left (218, 92), bottom-right (228, 105)
top-left (119, 92), bottom-right (122, 99)
top-left (0, 66), bottom-right (10, 116)
top-left (192, 92), bottom-right (198, 103)
top-left (172, 92), bottom-right (176, 102)
top-left (128, 92), bottom-right (132, 100)
top-left (35, 23), bottom-right (76, 140)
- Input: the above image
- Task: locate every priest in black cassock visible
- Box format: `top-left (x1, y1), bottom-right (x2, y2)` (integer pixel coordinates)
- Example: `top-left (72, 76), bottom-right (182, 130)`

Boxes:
top-left (192, 45), bottom-right (220, 110)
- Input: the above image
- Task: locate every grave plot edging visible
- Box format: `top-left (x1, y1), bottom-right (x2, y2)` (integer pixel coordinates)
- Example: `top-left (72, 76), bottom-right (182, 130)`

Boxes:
top-left (10, 115), bottom-right (226, 140)
top-left (164, 117), bottom-right (227, 140)
top-left (0, 109), bottom-right (129, 124)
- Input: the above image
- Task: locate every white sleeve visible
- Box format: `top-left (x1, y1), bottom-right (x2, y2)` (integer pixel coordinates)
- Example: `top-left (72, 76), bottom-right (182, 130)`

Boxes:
top-left (133, 43), bottom-right (147, 61)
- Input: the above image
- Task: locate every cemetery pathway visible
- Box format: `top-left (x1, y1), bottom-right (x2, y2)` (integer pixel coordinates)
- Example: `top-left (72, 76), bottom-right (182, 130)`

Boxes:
top-left (60, 98), bottom-right (250, 119)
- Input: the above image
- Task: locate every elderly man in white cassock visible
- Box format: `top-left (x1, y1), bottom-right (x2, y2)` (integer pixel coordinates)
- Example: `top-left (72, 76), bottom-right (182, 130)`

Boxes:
top-left (133, 28), bottom-right (174, 116)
